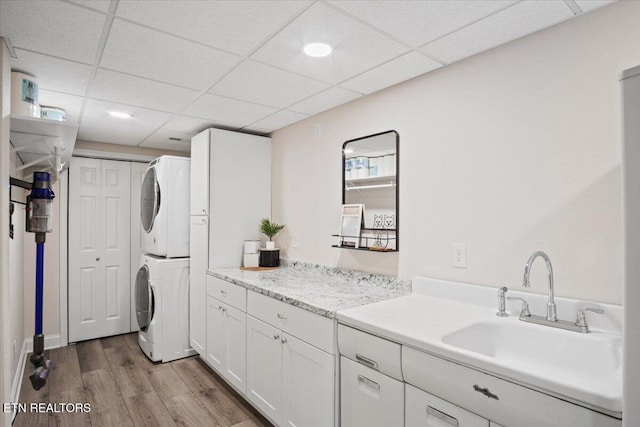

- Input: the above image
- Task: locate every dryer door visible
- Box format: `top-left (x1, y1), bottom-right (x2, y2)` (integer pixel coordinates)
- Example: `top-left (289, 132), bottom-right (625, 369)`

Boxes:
top-left (141, 167), bottom-right (160, 233)
top-left (135, 265), bottom-right (154, 332)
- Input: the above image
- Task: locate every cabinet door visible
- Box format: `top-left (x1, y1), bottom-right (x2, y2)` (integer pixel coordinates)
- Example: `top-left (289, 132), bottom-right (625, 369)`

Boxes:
top-left (206, 296), bottom-right (225, 372)
top-left (341, 356), bottom-right (404, 427)
top-left (190, 130), bottom-right (209, 215)
top-left (282, 334), bottom-right (334, 427)
top-left (189, 216), bottom-right (208, 354)
top-left (406, 383), bottom-right (489, 427)
top-left (224, 304), bottom-right (247, 395)
top-left (246, 315), bottom-right (282, 425)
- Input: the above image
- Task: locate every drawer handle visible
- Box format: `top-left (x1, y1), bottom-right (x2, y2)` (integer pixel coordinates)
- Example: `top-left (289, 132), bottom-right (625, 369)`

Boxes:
top-left (426, 406), bottom-right (459, 427)
top-left (281, 337), bottom-right (287, 344)
top-left (355, 353), bottom-right (379, 370)
top-left (277, 313), bottom-right (287, 319)
top-left (357, 374), bottom-right (380, 391)
top-left (473, 384), bottom-right (499, 400)
top-left (273, 334), bottom-right (280, 340)
top-left (220, 290), bottom-right (228, 297)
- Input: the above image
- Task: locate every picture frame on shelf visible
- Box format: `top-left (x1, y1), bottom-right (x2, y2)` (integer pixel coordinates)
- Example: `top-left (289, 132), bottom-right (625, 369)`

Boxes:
top-left (340, 203), bottom-right (365, 248)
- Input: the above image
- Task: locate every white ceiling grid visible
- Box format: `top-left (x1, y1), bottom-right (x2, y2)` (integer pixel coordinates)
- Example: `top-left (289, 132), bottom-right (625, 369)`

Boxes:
top-left (0, 0), bottom-right (615, 152)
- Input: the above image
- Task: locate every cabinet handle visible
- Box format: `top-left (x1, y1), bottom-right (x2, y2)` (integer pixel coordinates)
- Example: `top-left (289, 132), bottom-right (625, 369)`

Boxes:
top-left (355, 353), bottom-right (379, 370)
top-left (217, 305), bottom-right (226, 312)
top-left (473, 384), bottom-right (499, 400)
top-left (357, 374), bottom-right (380, 391)
top-left (273, 334), bottom-right (280, 340)
top-left (96, 257), bottom-right (100, 261)
top-left (281, 337), bottom-right (287, 344)
top-left (220, 290), bottom-right (227, 297)
top-left (277, 313), bottom-right (287, 319)
top-left (218, 305), bottom-right (223, 310)
top-left (202, 209), bottom-right (206, 214)
top-left (426, 406), bottom-right (459, 427)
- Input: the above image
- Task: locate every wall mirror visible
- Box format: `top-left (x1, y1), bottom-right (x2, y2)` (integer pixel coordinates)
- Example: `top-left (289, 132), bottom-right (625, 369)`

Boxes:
top-left (338, 130), bottom-right (398, 251)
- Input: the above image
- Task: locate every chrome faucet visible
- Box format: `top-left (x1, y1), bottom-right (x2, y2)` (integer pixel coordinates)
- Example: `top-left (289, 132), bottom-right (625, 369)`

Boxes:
top-left (523, 251), bottom-right (556, 321)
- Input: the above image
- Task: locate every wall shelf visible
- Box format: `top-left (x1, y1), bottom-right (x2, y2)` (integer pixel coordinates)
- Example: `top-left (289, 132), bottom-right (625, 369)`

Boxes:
top-left (10, 114), bottom-right (78, 180)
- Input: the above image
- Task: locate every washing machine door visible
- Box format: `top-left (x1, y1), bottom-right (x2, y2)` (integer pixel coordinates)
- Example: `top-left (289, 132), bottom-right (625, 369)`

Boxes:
top-left (141, 167), bottom-right (160, 233)
top-left (135, 265), bottom-right (154, 332)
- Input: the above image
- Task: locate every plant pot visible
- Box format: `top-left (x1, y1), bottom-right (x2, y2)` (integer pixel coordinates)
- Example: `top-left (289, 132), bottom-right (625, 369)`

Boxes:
top-left (265, 241), bottom-right (276, 250)
top-left (260, 249), bottom-right (280, 267)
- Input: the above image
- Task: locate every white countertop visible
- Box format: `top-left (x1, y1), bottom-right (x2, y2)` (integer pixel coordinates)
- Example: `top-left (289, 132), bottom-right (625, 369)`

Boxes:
top-left (208, 260), bottom-right (411, 318)
top-left (337, 277), bottom-right (623, 415)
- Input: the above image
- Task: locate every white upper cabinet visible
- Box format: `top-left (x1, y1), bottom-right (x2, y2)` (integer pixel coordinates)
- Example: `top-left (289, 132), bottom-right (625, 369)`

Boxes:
top-left (190, 129), bottom-right (210, 216)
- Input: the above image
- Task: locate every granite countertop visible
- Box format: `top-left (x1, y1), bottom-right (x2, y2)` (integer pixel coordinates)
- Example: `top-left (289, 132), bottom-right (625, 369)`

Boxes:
top-left (207, 260), bottom-right (411, 318)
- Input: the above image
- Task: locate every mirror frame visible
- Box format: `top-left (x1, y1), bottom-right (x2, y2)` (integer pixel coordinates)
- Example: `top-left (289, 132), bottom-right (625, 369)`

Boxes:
top-left (342, 130), bottom-right (399, 251)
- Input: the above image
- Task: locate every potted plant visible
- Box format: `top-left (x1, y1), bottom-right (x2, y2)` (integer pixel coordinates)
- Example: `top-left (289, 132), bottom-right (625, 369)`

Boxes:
top-left (259, 218), bottom-right (285, 267)
top-left (260, 217), bottom-right (285, 249)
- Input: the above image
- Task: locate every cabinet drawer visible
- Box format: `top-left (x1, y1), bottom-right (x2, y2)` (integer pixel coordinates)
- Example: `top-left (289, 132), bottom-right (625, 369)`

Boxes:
top-left (338, 324), bottom-right (402, 381)
top-left (406, 383), bottom-right (488, 427)
top-left (402, 347), bottom-right (621, 427)
top-left (248, 291), bottom-right (334, 354)
top-left (340, 356), bottom-right (404, 427)
top-left (206, 275), bottom-right (246, 311)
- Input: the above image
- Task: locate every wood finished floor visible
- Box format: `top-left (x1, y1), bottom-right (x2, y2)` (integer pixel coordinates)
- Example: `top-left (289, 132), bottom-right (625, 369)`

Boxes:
top-left (14, 333), bottom-right (272, 427)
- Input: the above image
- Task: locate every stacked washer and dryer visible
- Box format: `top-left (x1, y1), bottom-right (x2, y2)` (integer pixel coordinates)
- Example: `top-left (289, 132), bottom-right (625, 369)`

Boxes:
top-left (135, 156), bottom-right (196, 362)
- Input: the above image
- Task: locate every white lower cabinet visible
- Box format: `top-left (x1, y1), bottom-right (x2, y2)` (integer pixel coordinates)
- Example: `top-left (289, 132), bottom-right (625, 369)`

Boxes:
top-left (246, 314), bottom-right (334, 427)
top-left (246, 315), bottom-right (283, 424)
top-left (340, 356), bottom-right (404, 427)
top-left (206, 295), bottom-right (247, 394)
top-left (406, 383), bottom-right (489, 427)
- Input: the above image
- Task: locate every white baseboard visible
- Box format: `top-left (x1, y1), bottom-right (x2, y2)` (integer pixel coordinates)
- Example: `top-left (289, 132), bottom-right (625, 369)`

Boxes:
top-left (25, 334), bottom-right (61, 353)
top-left (9, 335), bottom-right (61, 424)
top-left (10, 339), bottom-right (28, 423)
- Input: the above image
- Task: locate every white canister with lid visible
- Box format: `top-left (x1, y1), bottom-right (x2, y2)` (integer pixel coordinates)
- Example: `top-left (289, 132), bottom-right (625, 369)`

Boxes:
top-left (11, 71), bottom-right (40, 118)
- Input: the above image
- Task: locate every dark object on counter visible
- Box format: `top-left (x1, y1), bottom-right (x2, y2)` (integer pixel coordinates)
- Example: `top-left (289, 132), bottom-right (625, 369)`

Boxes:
top-left (260, 249), bottom-right (280, 267)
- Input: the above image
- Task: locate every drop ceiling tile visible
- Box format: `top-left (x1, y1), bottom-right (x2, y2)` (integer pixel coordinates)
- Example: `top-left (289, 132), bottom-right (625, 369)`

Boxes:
top-left (139, 129), bottom-right (193, 152)
top-left (340, 52), bottom-right (442, 95)
top-left (245, 110), bottom-right (308, 133)
top-left (210, 60), bottom-right (329, 108)
top-left (11, 49), bottom-right (92, 96)
top-left (182, 93), bottom-right (277, 128)
top-left (420, 1), bottom-right (575, 64)
top-left (328, 0), bottom-right (517, 47)
top-left (90, 69), bottom-right (199, 113)
top-left (38, 90), bottom-right (84, 122)
top-left (162, 116), bottom-right (217, 134)
top-left (575, 0), bottom-right (616, 13)
top-left (68, 0), bottom-right (111, 13)
top-left (0, 0), bottom-right (105, 63)
top-left (251, 2), bottom-right (410, 84)
top-left (78, 117), bottom-right (156, 146)
top-left (289, 87), bottom-right (361, 116)
top-left (101, 19), bottom-right (241, 91)
top-left (84, 99), bottom-right (173, 128)
top-left (116, 1), bottom-right (312, 55)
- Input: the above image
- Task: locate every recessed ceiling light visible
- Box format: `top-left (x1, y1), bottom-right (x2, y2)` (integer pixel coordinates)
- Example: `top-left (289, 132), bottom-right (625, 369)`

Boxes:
top-left (303, 42), bottom-right (332, 58)
top-left (109, 111), bottom-right (131, 119)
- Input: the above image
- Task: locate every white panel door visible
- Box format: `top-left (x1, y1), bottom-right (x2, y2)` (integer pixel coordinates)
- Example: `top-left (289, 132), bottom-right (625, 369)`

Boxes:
top-left (69, 158), bottom-right (131, 342)
top-left (206, 295), bottom-right (225, 372)
top-left (247, 315), bottom-right (282, 425)
top-left (130, 161), bottom-right (147, 332)
top-left (282, 334), bottom-right (334, 427)
top-left (189, 215), bottom-right (208, 354)
top-left (224, 303), bottom-right (247, 394)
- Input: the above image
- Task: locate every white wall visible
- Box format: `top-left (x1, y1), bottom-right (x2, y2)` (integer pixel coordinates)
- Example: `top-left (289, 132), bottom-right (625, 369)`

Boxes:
top-left (271, 1), bottom-right (640, 305)
top-left (1, 37), bottom-right (18, 427)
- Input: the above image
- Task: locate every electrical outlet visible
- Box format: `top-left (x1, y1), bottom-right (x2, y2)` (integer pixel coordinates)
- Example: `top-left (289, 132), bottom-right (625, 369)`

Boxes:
top-left (452, 243), bottom-right (467, 269)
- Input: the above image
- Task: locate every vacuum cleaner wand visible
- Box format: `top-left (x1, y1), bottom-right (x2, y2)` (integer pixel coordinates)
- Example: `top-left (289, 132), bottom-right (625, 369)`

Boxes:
top-left (26, 172), bottom-right (55, 390)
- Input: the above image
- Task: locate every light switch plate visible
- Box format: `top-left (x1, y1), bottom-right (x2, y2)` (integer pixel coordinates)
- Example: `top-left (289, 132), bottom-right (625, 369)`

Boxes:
top-left (452, 243), bottom-right (467, 269)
